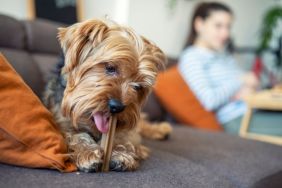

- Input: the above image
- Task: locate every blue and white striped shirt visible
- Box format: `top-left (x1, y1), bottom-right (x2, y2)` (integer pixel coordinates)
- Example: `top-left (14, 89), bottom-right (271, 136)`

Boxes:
top-left (178, 46), bottom-right (247, 124)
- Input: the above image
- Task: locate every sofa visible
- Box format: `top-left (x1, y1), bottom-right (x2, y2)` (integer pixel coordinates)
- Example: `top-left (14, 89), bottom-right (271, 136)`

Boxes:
top-left (1, 14), bottom-right (282, 188)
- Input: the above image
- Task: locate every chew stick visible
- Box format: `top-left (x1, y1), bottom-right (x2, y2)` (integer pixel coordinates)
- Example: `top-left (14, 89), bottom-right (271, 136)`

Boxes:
top-left (101, 116), bottom-right (117, 172)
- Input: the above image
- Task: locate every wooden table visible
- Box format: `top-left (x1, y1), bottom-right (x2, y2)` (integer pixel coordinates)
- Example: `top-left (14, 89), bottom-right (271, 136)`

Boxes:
top-left (239, 90), bottom-right (282, 145)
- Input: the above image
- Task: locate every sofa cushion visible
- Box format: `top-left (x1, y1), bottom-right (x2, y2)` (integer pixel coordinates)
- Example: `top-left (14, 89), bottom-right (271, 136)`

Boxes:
top-left (154, 66), bottom-right (222, 131)
top-left (23, 19), bottom-right (63, 55)
top-left (1, 126), bottom-right (282, 187)
top-left (252, 171), bottom-right (282, 188)
top-left (31, 53), bottom-right (61, 84)
top-left (0, 54), bottom-right (76, 172)
top-left (0, 147), bottom-right (233, 188)
top-left (0, 14), bottom-right (25, 49)
top-left (0, 48), bottom-right (45, 97)
top-left (145, 126), bottom-right (282, 187)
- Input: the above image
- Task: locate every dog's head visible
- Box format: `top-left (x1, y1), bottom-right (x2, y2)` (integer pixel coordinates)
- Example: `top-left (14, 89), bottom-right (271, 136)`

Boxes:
top-left (58, 19), bottom-right (166, 133)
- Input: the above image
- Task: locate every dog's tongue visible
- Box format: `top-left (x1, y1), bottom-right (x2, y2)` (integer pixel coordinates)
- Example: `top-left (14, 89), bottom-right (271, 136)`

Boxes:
top-left (93, 112), bottom-right (109, 133)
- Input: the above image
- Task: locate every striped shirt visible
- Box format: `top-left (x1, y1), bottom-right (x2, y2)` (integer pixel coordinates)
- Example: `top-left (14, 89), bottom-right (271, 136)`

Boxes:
top-left (178, 46), bottom-right (247, 124)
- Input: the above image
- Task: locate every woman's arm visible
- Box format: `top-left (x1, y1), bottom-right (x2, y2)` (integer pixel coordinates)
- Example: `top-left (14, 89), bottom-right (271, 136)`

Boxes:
top-left (178, 57), bottom-right (242, 111)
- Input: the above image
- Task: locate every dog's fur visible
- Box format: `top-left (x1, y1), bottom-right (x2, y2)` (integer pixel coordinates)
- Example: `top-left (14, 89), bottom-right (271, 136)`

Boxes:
top-left (44, 19), bottom-right (172, 172)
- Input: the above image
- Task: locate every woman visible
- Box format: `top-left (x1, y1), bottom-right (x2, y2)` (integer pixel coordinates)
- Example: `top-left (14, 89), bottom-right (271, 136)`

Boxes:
top-left (178, 2), bottom-right (281, 135)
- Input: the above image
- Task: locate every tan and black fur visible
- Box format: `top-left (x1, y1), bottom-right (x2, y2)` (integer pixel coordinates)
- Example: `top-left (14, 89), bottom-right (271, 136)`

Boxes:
top-left (44, 19), bottom-right (172, 172)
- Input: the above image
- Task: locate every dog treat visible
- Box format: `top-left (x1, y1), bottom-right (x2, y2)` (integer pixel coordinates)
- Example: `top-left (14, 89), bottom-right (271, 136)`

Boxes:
top-left (100, 116), bottom-right (117, 172)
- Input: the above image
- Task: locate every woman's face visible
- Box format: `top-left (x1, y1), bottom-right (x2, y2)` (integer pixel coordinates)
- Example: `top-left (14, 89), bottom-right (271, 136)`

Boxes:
top-left (195, 11), bottom-right (233, 50)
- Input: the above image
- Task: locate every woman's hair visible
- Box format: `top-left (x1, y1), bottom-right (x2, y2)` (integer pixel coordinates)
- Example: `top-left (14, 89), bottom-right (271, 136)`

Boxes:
top-left (184, 2), bottom-right (233, 49)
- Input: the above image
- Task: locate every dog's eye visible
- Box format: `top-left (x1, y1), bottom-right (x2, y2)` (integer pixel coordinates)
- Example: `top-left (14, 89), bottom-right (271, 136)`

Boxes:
top-left (105, 64), bottom-right (117, 75)
top-left (132, 84), bottom-right (142, 91)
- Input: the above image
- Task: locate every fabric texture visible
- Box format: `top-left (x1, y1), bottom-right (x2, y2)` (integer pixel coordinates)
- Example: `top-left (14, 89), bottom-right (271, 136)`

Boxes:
top-left (0, 48), bottom-right (45, 97)
top-left (154, 66), bottom-right (222, 131)
top-left (1, 126), bottom-right (282, 188)
top-left (0, 53), bottom-right (76, 172)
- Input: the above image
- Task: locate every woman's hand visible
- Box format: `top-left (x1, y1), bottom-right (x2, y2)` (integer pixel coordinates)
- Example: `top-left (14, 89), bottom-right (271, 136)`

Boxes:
top-left (241, 72), bottom-right (259, 89)
top-left (233, 72), bottom-right (259, 101)
top-left (233, 86), bottom-right (256, 101)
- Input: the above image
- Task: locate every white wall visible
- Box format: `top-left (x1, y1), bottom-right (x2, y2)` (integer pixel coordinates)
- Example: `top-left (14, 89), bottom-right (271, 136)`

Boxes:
top-left (128, 0), bottom-right (195, 57)
top-left (0, 0), bottom-right (27, 19)
top-left (83, 0), bottom-right (129, 24)
top-left (0, 0), bottom-right (281, 58)
top-left (127, 0), bottom-right (281, 57)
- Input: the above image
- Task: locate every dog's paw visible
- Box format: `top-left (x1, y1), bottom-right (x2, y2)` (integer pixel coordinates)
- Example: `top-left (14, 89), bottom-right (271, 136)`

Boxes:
top-left (136, 144), bottom-right (150, 160)
top-left (110, 155), bottom-right (139, 172)
top-left (151, 122), bottom-right (173, 140)
top-left (75, 147), bottom-right (104, 173)
top-left (110, 146), bottom-right (139, 172)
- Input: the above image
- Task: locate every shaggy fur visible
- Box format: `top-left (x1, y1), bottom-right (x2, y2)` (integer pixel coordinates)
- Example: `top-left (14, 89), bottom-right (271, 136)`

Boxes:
top-left (44, 19), bottom-right (172, 172)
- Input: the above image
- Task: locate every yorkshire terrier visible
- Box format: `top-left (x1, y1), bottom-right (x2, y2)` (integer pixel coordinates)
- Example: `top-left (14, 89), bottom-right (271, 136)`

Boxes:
top-left (44, 19), bottom-right (172, 173)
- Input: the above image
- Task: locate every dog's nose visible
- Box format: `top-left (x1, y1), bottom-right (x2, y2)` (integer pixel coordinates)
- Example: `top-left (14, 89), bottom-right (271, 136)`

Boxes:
top-left (108, 99), bottom-right (125, 114)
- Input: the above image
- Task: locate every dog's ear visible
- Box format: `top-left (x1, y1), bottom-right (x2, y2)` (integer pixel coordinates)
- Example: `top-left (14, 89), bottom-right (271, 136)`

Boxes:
top-left (57, 20), bottom-right (109, 73)
top-left (57, 27), bottom-right (68, 52)
top-left (141, 36), bottom-right (167, 72)
top-left (136, 36), bottom-right (167, 87)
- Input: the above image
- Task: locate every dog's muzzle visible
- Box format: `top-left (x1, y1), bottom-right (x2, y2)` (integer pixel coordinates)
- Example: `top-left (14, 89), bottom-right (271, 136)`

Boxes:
top-left (108, 99), bottom-right (125, 114)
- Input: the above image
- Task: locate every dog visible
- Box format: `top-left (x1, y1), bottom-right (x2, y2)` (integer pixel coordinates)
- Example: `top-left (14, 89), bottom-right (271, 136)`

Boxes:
top-left (44, 19), bottom-right (172, 172)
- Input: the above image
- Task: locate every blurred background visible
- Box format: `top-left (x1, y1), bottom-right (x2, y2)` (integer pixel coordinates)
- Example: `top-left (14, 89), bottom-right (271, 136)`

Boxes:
top-left (0, 0), bottom-right (280, 55)
top-left (0, 0), bottom-right (281, 124)
top-left (1, 0), bottom-right (282, 83)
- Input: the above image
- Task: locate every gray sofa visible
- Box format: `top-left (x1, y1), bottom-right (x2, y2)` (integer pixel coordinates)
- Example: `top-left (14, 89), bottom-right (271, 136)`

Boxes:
top-left (1, 14), bottom-right (282, 188)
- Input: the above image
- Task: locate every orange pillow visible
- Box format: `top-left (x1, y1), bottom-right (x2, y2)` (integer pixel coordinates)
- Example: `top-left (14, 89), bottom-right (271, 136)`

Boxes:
top-left (0, 53), bottom-right (76, 172)
top-left (154, 66), bottom-right (222, 131)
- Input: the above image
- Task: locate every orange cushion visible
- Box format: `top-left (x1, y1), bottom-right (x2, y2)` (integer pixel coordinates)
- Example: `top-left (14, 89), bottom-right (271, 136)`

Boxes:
top-left (154, 66), bottom-right (222, 131)
top-left (0, 53), bottom-right (76, 172)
